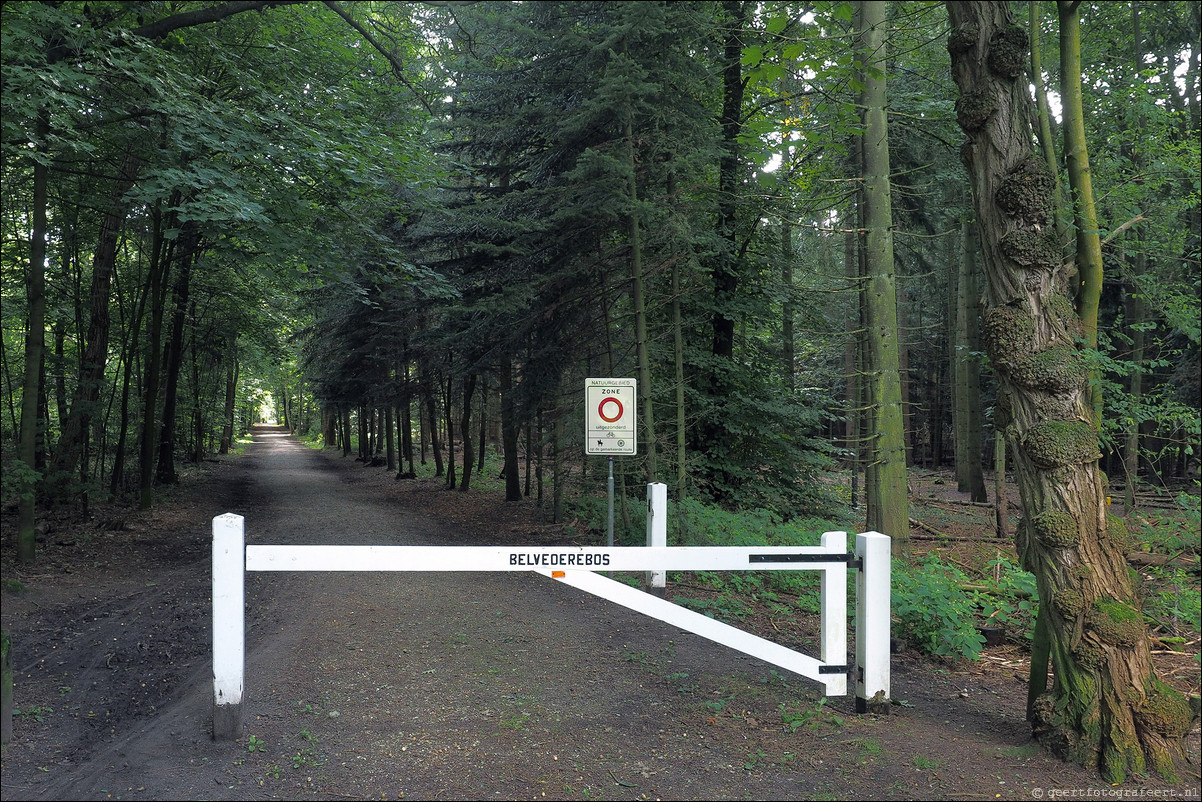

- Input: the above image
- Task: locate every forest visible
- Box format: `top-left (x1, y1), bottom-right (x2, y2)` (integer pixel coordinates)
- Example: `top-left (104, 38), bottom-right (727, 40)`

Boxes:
top-left (1, 0), bottom-right (1199, 784)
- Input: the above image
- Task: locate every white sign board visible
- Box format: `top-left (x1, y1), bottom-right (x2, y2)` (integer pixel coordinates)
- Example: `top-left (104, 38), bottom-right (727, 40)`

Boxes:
top-left (585, 377), bottom-right (636, 455)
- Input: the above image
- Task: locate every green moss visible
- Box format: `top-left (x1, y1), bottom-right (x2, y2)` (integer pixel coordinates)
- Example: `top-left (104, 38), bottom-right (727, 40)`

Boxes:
top-left (1045, 293), bottom-right (1082, 335)
top-left (1071, 641), bottom-right (1105, 670)
top-left (1088, 597), bottom-right (1145, 647)
top-left (1036, 678), bottom-right (1103, 768)
top-left (1128, 567), bottom-right (1144, 599)
top-left (1010, 345), bottom-right (1088, 393)
top-left (956, 88), bottom-right (996, 131)
top-left (982, 305), bottom-right (1035, 366)
top-left (1148, 749), bottom-right (1179, 785)
top-left (1033, 509), bottom-right (1079, 548)
top-left (988, 24), bottom-right (1028, 79)
top-left (1104, 514), bottom-right (1131, 551)
top-left (1137, 679), bottom-right (1194, 738)
top-left (1001, 227), bottom-right (1060, 271)
top-left (1023, 420), bottom-right (1101, 469)
top-left (1101, 738), bottom-right (1145, 785)
top-left (1054, 588), bottom-right (1085, 619)
top-left (996, 156), bottom-right (1056, 225)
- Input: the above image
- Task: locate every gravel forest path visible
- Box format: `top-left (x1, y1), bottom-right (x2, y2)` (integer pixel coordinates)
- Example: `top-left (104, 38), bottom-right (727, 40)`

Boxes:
top-left (2, 426), bottom-right (1193, 800)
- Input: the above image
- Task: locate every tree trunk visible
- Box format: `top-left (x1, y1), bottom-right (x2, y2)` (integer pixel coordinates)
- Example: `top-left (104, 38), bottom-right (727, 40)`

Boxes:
top-left (385, 406), bottom-right (396, 472)
top-left (17, 111), bottom-right (49, 564)
top-left (1029, 1), bottom-right (1068, 248)
top-left (220, 337), bottom-right (238, 454)
top-left (672, 235), bottom-right (688, 501)
top-left (994, 427), bottom-right (1009, 538)
top-left (700, 0), bottom-right (749, 494)
top-left (955, 216), bottom-right (988, 501)
top-left (1058, 0), bottom-right (1105, 426)
top-left (844, 215), bottom-right (861, 509)
top-left (109, 271), bottom-right (149, 498)
top-left (444, 374), bottom-right (456, 490)
top-left (1121, 1), bottom-right (1145, 514)
top-left (459, 373), bottom-right (476, 492)
top-left (477, 378), bottom-right (487, 475)
top-left (946, 1), bottom-right (1191, 781)
top-left (399, 357), bottom-right (415, 477)
top-left (155, 241), bottom-right (195, 486)
top-left (500, 356), bottom-right (522, 502)
top-left (858, 0), bottom-right (909, 549)
top-left (322, 404), bottom-right (336, 450)
top-left (625, 116), bottom-right (656, 483)
top-left (781, 219), bottom-right (796, 393)
top-left (138, 204), bottom-right (179, 509)
top-left (357, 406), bottom-right (367, 462)
top-left (423, 369), bottom-right (442, 477)
top-left (710, 0), bottom-right (747, 365)
top-left (52, 145), bottom-right (140, 480)
top-left (189, 311), bottom-right (204, 463)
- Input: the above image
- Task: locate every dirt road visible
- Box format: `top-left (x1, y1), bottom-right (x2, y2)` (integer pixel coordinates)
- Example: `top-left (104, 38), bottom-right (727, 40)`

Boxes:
top-left (2, 426), bottom-right (1191, 800)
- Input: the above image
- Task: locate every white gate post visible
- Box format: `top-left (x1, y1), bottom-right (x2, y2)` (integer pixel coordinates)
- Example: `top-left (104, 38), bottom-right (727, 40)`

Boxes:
top-left (645, 482), bottom-right (667, 590)
top-left (855, 531), bottom-right (891, 713)
top-left (212, 513), bottom-right (245, 740)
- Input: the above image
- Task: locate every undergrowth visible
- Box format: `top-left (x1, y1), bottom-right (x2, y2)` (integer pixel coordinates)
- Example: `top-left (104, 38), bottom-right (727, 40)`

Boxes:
top-left (560, 480), bottom-right (1200, 665)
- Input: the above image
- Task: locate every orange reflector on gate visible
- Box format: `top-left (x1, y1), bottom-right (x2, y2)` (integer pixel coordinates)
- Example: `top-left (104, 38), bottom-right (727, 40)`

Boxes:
top-left (552, 571), bottom-right (565, 578)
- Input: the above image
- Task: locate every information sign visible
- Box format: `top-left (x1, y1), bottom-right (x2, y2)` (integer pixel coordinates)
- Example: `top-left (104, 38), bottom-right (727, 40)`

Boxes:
top-left (585, 378), bottom-right (636, 455)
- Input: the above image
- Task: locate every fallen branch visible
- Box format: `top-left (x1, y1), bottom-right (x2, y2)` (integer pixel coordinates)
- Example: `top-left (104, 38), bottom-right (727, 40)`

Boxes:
top-left (909, 517), bottom-right (1008, 542)
top-left (909, 517), bottom-right (948, 538)
top-left (918, 497), bottom-right (995, 510)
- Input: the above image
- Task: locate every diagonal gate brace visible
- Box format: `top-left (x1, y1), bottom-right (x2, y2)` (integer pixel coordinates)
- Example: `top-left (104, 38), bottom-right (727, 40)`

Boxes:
top-left (537, 568), bottom-right (847, 696)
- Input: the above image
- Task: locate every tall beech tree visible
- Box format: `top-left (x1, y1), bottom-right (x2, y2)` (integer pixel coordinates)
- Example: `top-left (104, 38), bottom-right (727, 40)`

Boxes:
top-left (946, 1), bottom-right (1192, 781)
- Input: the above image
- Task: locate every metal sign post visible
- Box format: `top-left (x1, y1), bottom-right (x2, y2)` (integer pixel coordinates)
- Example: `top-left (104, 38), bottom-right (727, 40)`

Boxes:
top-left (607, 457), bottom-right (615, 550)
top-left (587, 378), bottom-right (634, 556)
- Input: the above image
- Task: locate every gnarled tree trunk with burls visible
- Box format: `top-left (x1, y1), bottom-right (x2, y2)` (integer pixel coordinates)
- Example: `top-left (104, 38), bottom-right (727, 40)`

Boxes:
top-left (945, 1), bottom-right (1193, 783)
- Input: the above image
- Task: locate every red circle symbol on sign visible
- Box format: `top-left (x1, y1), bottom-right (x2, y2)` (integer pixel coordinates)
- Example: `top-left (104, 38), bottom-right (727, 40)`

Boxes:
top-left (598, 397), bottom-right (624, 423)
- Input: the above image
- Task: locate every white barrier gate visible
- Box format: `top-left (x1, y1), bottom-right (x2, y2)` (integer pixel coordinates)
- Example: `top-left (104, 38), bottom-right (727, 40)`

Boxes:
top-left (211, 485), bottom-right (891, 740)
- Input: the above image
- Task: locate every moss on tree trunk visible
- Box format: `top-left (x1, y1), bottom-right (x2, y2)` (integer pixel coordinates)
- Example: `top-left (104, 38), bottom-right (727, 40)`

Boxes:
top-left (946, 0), bottom-right (1194, 783)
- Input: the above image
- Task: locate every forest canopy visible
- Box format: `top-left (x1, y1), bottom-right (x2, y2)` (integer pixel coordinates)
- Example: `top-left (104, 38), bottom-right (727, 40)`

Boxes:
top-left (4, 1), bottom-right (1194, 522)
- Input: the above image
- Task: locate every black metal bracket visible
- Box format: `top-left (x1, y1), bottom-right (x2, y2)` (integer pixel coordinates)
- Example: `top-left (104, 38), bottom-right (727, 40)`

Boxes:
top-left (748, 553), bottom-right (855, 564)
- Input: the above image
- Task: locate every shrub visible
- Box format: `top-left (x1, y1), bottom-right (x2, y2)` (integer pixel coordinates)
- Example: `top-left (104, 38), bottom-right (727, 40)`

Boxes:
top-left (893, 556), bottom-right (985, 659)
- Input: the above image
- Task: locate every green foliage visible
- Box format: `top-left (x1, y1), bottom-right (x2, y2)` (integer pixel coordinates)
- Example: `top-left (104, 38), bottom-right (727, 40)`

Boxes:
top-left (1142, 565), bottom-right (1201, 640)
top-left (668, 498), bottom-right (851, 607)
top-left (1131, 490), bottom-right (1201, 639)
top-left (1131, 488), bottom-right (1201, 556)
top-left (12, 705), bottom-right (53, 722)
top-left (0, 456), bottom-right (39, 506)
top-left (894, 554), bottom-right (1039, 658)
top-left (893, 556), bottom-right (986, 659)
top-left (779, 697), bottom-right (843, 734)
top-left (674, 592), bottom-right (753, 621)
top-left (971, 556), bottom-right (1039, 637)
